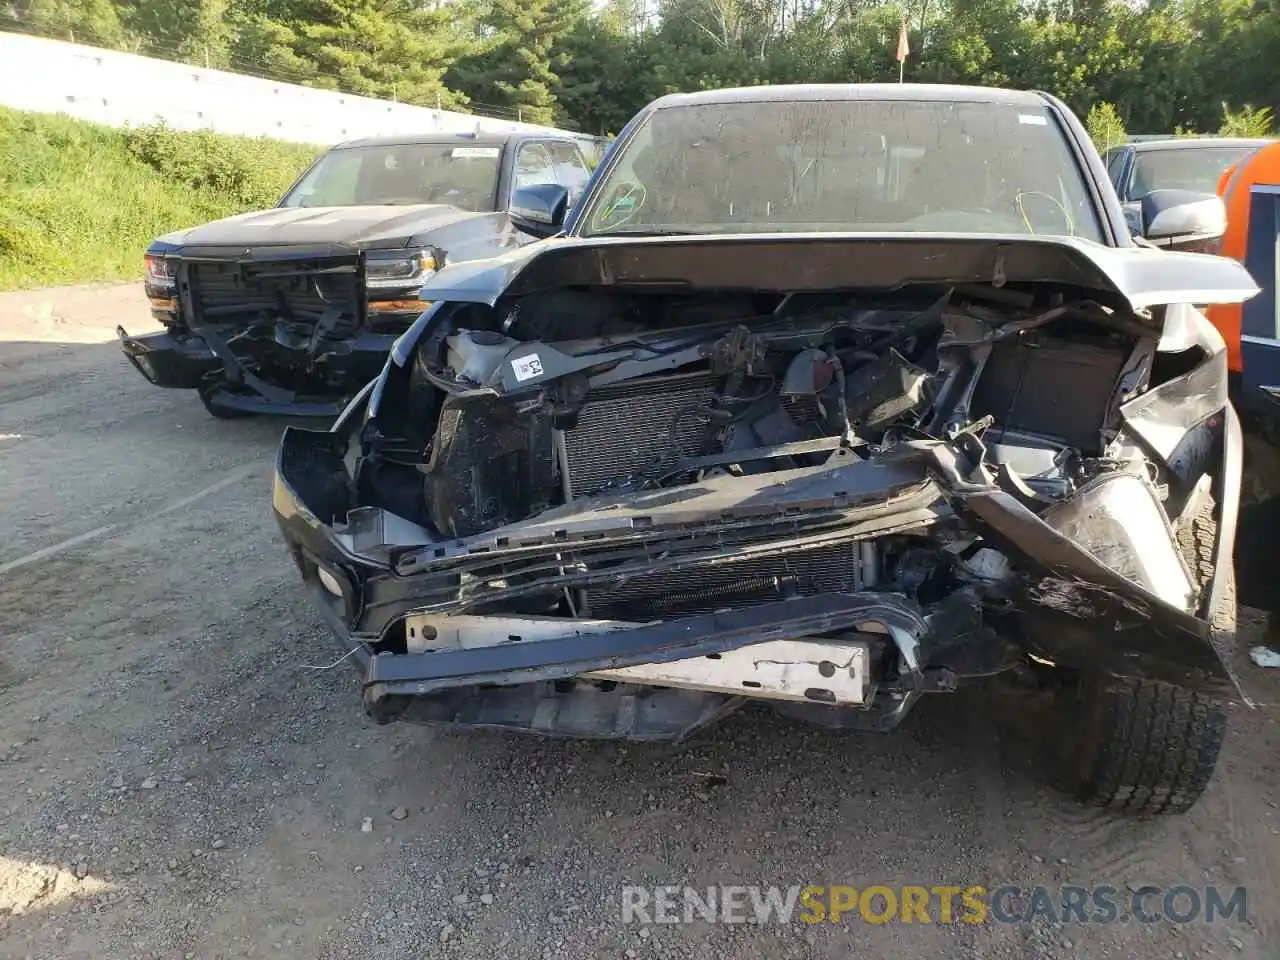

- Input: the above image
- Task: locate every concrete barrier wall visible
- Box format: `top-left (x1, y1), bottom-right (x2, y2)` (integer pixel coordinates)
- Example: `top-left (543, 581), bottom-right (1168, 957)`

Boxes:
top-left (0, 33), bottom-right (595, 149)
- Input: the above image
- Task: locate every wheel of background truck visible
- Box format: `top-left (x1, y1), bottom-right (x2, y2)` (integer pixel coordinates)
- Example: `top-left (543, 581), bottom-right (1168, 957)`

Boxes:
top-left (198, 387), bottom-right (257, 420)
top-left (1065, 568), bottom-right (1234, 816)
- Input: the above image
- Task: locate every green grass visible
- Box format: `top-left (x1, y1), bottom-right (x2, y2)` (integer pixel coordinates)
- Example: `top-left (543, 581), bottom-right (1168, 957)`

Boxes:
top-left (0, 108), bottom-right (321, 290)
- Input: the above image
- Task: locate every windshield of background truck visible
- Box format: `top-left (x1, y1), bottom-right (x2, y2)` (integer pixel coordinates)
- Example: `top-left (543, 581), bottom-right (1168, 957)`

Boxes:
top-left (579, 98), bottom-right (1104, 241)
top-left (1131, 146), bottom-right (1260, 199)
top-left (281, 143), bottom-right (502, 211)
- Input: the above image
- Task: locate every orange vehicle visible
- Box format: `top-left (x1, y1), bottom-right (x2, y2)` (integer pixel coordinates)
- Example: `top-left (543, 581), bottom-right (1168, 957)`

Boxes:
top-left (1210, 142), bottom-right (1280, 431)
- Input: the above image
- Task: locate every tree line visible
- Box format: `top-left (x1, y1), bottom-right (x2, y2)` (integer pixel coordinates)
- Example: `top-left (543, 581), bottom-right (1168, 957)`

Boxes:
top-left (5, 0), bottom-right (1277, 137)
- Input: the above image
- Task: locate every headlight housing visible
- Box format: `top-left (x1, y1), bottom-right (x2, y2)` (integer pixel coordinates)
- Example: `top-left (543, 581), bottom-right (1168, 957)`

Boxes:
top-left (365, 249), bottom-right (438, 291)
top-left (144, 253), bottom-right (174, 289)
top-left (1041, 471), bottom-right (1195, 611)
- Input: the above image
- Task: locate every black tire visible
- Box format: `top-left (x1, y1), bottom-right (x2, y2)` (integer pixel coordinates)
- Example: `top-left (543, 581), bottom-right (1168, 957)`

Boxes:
top-left (1176, 486), bottom-right (1216, 591)
top-left (198, 386), bottom-right (256, 420)
top-left (1067, 569), bottom-right (1234, 816)
top-left (1070, 675), bottom-right (1227, 816)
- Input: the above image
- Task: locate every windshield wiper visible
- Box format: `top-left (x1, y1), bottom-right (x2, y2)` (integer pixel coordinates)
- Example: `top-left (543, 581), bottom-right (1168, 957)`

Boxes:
top-left (597, 227), bottom-right (701, 237)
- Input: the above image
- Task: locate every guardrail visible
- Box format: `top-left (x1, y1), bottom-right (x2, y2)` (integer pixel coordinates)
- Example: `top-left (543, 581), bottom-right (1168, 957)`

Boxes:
top-left (0, 32), bottom-right (599, 149)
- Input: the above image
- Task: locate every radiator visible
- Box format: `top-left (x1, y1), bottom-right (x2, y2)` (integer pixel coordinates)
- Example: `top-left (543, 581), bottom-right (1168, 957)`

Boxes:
top-left (561, 370), bottom-right (722, 497)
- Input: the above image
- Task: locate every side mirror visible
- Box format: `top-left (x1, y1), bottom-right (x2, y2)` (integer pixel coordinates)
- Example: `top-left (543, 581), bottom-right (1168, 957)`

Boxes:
top-left (1141, 189), bottom-right (1227, 251)
top-left (1121, 200), bottom-right (1144, 237)
top-left (509, 183), bottom-right (569, 238)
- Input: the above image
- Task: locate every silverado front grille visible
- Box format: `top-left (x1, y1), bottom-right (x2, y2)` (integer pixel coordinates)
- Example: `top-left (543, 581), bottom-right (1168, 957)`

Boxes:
top-left (561, 371), bottom-right (722, 497)
top-left (186, 258), bottom-right (364, 334)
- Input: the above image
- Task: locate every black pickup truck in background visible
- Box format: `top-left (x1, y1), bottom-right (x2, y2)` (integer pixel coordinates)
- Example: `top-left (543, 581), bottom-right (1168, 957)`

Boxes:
top-left (118, 131), bottom-right (599, 418)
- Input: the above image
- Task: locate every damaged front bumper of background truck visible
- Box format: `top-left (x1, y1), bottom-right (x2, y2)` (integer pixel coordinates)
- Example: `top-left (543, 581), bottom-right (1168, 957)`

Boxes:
top-left (272, 377), bottom-right (1246, 741)
top-left (118, 245), bottom-right (432, 417)
top-left (119, 322), bottom-right (402, 417)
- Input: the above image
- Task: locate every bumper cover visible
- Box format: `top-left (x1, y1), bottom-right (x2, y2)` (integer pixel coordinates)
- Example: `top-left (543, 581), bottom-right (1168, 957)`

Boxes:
top-left (118, 326), bottom-right (218, 390)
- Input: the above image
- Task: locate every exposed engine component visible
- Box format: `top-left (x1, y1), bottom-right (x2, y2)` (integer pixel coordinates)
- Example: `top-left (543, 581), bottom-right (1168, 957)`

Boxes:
top-left (445, 329), bottom-right (521, 385)
top-left (422, 395), bottom-right (557, 537)
top-left (971, 328), bottom-right (1135, 452)
top-left (357, 288), bottom-right (1164, 623)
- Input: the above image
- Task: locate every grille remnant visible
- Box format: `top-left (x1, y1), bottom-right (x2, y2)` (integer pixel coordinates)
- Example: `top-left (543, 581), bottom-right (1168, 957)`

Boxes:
top-left (187, 259), bottom-right (363, 335)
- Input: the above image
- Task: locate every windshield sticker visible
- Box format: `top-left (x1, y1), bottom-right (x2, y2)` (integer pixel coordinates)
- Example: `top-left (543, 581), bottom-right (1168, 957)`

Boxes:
top-left (451, 146), bottom-right (501, 159)
top-left (511, 353), bottom-right (545, 382)
top-left (1018, 114), bottom-right (1048, 126)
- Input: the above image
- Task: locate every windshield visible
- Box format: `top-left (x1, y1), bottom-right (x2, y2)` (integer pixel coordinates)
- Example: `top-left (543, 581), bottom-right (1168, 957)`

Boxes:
top-left (578, 98), bottom-right (1104, 241)
top-left (1131, 146), bottom-right (1260, 199)
top-left (280, 143), bottom-right (503, 211)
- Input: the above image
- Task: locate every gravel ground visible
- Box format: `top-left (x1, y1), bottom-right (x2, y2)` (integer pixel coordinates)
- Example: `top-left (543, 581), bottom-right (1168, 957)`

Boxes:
top-left (2, 283), bottom-right (1279, 960)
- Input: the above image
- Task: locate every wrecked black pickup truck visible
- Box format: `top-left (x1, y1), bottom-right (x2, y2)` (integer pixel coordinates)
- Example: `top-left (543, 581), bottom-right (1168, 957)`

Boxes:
top-left (118, 130), bottom-right (599, 417)
top-left (273, 84), bottom-right (1259, 815)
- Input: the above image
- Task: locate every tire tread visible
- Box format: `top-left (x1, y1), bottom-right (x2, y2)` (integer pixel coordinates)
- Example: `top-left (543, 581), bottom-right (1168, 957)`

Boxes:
top-left (1077, 675), bottom-right (1226, 816)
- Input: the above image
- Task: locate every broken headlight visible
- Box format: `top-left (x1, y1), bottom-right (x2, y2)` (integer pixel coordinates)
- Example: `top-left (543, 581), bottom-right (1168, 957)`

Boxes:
top-left (1041, 471), bottom-right (1195, 611)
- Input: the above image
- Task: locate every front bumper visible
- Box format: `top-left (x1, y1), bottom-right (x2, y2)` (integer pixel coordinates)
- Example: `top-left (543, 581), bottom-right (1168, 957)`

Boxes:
top-left (118, 324), bottom-right (400, 418)
top-left (272, 397), bottom-right (1245, 739)
top-left (118, 326), bottom-right (218, 390)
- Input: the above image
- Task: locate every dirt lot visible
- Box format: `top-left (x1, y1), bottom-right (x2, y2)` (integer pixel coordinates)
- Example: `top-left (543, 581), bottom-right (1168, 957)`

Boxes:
top-left (1, 283), bottom-right (1279, 960)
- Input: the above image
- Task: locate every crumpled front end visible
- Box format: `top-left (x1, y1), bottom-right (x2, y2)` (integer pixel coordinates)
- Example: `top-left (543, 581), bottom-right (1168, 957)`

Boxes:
top-left (273, 268), bottom-right (1246, 741)
top-left (120, 251), bottom-right (429, 416)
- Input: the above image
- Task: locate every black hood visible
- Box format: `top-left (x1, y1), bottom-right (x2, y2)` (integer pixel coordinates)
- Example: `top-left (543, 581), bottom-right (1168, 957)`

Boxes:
top-left (416, 232), bottom-right (1260, 315)
top-left (153, 204), bottom-right (504, 252)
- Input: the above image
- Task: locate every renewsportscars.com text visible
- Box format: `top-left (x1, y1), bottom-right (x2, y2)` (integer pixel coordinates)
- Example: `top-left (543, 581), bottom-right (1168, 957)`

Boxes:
top-left (620, 884), bottom-right (1247, 926)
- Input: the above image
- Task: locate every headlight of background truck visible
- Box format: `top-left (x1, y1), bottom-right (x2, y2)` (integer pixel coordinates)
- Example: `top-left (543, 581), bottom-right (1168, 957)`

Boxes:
top-left (143, 252), bottom-right (178, 320)
top-left (365, 249), bottom-right (439, 318)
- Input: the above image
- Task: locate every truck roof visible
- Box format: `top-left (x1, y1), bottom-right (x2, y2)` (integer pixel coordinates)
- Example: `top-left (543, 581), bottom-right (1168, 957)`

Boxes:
top-left (1124, 136), bottom-right (1275, 152)
top-left (647, 83), bottom-right (1051, 110)
top-left (331, 130), bottom-right (589, 151)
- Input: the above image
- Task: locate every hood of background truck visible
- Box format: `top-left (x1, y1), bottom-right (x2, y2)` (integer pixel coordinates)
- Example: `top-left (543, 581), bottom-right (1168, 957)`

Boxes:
top-left (415, 232), bottom-right (1260, 314)
top-left (154, 204), bottom-right (500, 251)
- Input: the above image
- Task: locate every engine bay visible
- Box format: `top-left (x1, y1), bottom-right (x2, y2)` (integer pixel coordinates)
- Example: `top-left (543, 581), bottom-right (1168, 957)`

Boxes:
top-left (342, 283), bottom-right (1215, 624)
top-left (361, 286), bottom-right (1158, 531)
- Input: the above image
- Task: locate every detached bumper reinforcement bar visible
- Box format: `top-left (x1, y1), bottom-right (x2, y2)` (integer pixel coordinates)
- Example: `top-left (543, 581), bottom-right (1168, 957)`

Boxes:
top-left (364, 593), bottom-right (927, 702)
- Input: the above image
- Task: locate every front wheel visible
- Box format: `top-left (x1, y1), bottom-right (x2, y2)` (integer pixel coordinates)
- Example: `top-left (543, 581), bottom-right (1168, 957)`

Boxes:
top-left (1068, 673), bottom-right (1227, 816)
top-left (1068, 565), bottom-right (1234, 816)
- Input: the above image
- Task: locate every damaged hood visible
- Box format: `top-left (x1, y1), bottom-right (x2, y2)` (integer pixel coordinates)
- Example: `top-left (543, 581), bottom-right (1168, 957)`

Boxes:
top-left (417, 232), bottom-right (1260, 314)
top-left (153, 204), bottom-right (503, 252)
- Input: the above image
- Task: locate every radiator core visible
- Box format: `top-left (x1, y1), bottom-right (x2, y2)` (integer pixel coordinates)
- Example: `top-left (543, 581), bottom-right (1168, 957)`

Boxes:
top-left (561, 370), bottom-right (722, 497)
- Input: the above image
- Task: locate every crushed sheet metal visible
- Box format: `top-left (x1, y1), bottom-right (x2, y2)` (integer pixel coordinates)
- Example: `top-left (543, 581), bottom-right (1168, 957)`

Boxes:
top-left (581, 638), bottom-right (870, 706)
